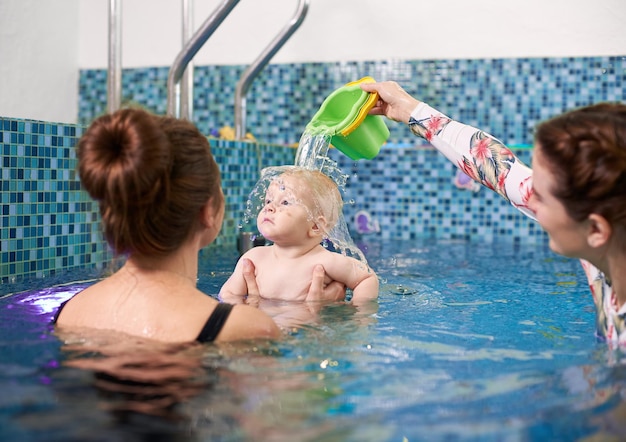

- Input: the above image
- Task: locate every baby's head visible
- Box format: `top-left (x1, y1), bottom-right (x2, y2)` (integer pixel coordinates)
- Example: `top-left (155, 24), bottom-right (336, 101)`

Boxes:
top-left (267, 168), bottom-right (343, 236)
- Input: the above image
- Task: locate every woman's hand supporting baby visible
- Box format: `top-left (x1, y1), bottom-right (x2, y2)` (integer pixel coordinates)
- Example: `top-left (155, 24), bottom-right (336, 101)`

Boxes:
top-left (241, 259), bottom-right (346, 303)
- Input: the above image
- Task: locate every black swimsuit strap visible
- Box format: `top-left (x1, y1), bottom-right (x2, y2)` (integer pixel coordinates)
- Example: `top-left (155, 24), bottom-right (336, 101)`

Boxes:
top-left (52, 299), bottom-right (71, 324)
top-left (196, 303), bottom-right (234, 343)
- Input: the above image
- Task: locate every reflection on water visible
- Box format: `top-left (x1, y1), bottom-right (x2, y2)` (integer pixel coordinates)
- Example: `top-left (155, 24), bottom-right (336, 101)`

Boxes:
top-left (57, 330), bottom-right (210, 421)
top-left (3, 239), bottom-right (626, 441)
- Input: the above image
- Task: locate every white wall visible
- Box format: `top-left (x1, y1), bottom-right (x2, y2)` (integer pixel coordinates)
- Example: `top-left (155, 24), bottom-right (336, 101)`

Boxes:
top-left (0, 0), bottom-right (79, 123)
top-left (1, 0), bottom-right (625, 123)
top-left (79, 0), bottom-right (626, 68)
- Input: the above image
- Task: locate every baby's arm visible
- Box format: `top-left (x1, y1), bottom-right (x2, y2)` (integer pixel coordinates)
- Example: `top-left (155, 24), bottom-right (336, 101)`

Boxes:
top-left (322, 253), bottom-right (379, 302)
top-left (219, 255), bottom-right (256, 304)
top-left (350, 269), bottom-right (379, 302)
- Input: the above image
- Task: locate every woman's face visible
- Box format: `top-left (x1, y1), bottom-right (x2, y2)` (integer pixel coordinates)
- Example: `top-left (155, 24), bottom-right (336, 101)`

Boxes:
top-left (528, 145), bottom-right (590, 258)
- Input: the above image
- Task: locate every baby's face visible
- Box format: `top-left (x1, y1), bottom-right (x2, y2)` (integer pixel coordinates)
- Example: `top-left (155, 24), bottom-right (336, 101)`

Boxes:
top-left (264, 175), bottom-right (314, 210)
top-left (257, 175), bottom-right (315, 240)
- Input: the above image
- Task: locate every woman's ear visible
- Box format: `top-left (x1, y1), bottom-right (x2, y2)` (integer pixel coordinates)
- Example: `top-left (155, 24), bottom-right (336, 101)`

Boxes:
top-left (587, 213), bottom-right (612, 249)
top-left (200, 196), bottom-right (220, 230)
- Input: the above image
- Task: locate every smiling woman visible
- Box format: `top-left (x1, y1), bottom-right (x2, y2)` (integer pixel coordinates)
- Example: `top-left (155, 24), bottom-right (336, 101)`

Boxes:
top-left (530, 104), bottom-right (626, 344)
top-left (361, 80), bottom-right (626, 347)
top-left (528, 145), bottom-right (592, 258)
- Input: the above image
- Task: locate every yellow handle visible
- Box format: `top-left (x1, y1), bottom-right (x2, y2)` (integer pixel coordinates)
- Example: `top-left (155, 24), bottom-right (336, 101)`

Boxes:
top-left (339, 76), bottom-right (378, 137)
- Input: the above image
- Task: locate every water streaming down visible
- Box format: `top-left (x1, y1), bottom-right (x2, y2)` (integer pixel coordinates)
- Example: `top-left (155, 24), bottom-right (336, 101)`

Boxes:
top-left (293, 129), bottom-right (332, 171)
top-left (240, 128), bottom-right (368, 263)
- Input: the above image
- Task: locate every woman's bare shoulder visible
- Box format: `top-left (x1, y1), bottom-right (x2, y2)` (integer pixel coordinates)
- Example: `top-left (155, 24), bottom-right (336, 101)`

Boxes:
top-left (217, 303), bottom-right (281, 341)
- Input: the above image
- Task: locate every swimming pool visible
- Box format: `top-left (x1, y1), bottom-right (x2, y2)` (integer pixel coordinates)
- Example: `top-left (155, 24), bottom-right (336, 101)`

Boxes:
top-left (1, 238), bottom-right (624, 441)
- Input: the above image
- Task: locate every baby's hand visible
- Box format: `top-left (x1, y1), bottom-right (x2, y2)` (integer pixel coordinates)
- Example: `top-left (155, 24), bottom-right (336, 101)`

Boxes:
top-left (219, 258), bottom-right (257, 304)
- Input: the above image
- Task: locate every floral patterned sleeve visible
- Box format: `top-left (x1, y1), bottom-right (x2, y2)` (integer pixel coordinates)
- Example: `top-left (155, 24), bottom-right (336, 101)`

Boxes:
top-left (409, 102), bottom-right (535, 220)
top-left (408, 102), bottom-right (626, 346)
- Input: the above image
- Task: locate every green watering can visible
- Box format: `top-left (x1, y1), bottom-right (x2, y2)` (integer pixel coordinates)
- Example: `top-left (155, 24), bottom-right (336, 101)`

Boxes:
top-left (306, 76), bottom-right (390, 160)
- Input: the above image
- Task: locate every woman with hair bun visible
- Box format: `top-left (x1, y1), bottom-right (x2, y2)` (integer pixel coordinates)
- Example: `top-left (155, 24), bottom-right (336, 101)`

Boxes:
top-left (53, 108), bottom-right (283, 342)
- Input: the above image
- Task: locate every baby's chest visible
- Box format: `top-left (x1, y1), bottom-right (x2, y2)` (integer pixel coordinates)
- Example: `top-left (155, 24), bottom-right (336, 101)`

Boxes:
top-left (257, 261), bottom-right (316, 299)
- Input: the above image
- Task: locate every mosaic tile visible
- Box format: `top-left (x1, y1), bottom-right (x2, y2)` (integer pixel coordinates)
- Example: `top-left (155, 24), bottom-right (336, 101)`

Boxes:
top-left (3, 56), bottom-right (625, 282)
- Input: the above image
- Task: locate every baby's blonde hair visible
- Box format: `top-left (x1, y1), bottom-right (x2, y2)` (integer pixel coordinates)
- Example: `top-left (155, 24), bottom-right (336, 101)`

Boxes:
top-left (279, 168), bottom-right (343, 232)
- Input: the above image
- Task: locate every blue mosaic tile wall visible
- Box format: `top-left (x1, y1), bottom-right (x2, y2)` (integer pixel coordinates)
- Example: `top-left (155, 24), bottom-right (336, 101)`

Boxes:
top-left (330, 146), bottom-right (540, 244)
top-left (79, 57), bottom-right (625, 147)
top-left (212, 139), bottom-right (296, 240)
top-left (0, 124), bottom-right (294, 284)
top-left (1, 55), bottom-right (624, 283)
top-left (0, 119), bottom-right (104, 282)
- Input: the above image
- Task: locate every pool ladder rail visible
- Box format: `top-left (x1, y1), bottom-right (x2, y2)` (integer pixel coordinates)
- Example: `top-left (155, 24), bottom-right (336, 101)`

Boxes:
top-left (106, 0), bottom-right (310, 139)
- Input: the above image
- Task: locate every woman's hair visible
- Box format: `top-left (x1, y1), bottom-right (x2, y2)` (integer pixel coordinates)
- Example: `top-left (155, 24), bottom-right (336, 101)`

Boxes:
top-left (282, 168), bottom-right (343, 232)
top-left (77, 108), bottom-right (222, 256)
top-left (535, 103), bottom-right (626, 242)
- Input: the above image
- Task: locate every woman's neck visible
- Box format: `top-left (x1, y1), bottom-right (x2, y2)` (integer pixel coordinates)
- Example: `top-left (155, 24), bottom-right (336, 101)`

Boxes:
top-left (608, 254), bottom-right (626, 308)
top-left (126, 246), bottom-right (199, 286)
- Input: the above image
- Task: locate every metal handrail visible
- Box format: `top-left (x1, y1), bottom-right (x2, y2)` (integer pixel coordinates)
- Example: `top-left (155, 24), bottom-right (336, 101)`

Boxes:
top-left (107, 0), bottom-right (122, 114)
top-left (234, 0), bottom-right (309, 139)
top-left (167, 0), bottom-right (241, 118)
top-left (180, 0), bottom-right (194, 120)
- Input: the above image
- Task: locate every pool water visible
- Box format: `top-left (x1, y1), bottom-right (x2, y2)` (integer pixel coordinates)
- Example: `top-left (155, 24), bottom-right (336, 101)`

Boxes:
top-left (1, 238), bottom-right (626, 441)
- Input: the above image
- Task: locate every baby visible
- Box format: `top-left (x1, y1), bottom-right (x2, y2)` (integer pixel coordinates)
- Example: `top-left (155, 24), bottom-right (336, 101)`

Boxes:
top-left (220, 168), bottom-right (379, 303)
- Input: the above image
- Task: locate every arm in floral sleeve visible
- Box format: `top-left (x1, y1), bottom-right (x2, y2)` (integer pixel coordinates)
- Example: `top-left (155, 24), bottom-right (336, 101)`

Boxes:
top-left (409, 102), bottom-right (536, 220)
